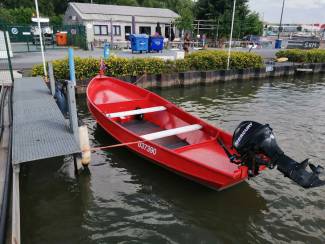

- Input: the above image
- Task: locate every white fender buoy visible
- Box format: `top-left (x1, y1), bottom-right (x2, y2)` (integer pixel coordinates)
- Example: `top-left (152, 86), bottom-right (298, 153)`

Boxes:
top-left (79, 125), bottom-right (91, 166)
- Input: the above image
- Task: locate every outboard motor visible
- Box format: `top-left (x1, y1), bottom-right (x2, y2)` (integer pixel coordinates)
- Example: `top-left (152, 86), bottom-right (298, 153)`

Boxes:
top-left (232, 121), bottom-right (324, 188)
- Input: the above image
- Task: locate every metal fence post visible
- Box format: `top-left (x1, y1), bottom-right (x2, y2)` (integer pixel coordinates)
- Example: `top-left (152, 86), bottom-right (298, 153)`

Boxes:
top-left (48, 62), bottom-right (55, 96)
top-left (26, 38), bottom-right (30, 52)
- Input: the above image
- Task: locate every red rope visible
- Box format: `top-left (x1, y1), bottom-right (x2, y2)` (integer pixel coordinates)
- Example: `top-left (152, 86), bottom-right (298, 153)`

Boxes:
top-left (84, 139), bottom-right (148, 152)
top-left (85, 133), bottom-right (222, 153)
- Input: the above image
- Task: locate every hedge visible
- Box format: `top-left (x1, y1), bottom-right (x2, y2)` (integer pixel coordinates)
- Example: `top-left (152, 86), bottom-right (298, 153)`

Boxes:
top-left (32, 51), bottom-right (264, 80)
top-left (276, 49), bottom-right (325, 63)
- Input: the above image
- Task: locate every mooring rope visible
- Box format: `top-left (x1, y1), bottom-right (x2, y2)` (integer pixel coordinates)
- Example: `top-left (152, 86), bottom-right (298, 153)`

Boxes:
top-left (132, 72), bottom-right (147, 85)
top-left (83, 139), bottom-right (149, 152)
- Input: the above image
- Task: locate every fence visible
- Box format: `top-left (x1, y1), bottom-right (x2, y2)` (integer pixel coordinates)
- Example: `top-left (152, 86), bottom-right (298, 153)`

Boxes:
top-left (0, 23), bottom-right (87, 53)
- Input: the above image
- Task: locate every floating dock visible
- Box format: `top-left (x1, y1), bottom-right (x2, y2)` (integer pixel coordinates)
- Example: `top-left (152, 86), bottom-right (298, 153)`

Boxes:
top-left (12, 77), bottom-right (80, 164)
top-left (10, 76), bottom-right (81, 244)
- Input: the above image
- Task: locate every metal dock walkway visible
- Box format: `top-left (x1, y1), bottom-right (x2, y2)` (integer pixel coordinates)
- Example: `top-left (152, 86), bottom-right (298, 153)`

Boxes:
top-left (12, 77), bottom-right (80, 164)
top-left (10, 77), bottom-right (81, 244)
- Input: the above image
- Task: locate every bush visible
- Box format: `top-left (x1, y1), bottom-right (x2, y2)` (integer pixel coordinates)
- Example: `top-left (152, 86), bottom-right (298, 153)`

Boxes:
top-left (32, 50), bottom-right (264, 79)
top-left (276, 49), bottom-right (325, 63)
top-left (174, 59), bottom-right (191, 72)
top-left (185, 50), bottom-right (264, 70)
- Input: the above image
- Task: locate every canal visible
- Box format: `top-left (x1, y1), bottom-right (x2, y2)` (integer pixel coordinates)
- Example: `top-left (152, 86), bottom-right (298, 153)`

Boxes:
top-left (21, 75), bottom-right (325, 243)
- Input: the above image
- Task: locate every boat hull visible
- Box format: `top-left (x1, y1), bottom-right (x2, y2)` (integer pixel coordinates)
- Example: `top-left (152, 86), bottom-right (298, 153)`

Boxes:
top-left (87, 76), bottom-right (249, 190)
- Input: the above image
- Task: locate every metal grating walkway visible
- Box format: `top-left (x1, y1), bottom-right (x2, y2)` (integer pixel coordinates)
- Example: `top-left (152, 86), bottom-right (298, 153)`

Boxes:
top-left (12, 77), bottom-right (80, 164)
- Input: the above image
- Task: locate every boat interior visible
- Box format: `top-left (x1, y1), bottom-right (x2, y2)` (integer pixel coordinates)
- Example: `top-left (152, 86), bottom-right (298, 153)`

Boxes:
top-left (88, 78), bottom-right (239, 174)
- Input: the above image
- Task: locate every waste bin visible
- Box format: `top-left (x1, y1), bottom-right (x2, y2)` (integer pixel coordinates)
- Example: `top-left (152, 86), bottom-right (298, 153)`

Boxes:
top-left (55, 32), bottom-right (68, 46)
top-left (149, 36), bottom-right (164, 52)
top-left (129, 34), bottom-right (149, 53)
top-left (275, 39), bottom-right (282, 49)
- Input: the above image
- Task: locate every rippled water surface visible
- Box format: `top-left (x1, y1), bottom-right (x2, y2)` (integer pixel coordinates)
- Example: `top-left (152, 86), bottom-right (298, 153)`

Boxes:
top-left (21, 75), bottom-right (325, 244)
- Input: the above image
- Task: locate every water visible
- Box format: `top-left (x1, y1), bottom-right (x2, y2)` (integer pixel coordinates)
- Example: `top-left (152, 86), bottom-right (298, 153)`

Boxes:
top-left (21, 75), bottom-right (325, 244)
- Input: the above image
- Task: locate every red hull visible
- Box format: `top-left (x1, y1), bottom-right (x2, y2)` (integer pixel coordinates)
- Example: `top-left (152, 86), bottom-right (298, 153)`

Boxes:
top-left (87, 75), bottom-right (249, 190)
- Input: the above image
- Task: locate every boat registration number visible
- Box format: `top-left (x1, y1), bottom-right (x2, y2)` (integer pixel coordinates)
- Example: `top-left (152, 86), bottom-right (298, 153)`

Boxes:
top-left (138, 142), bottom-right (157, 155)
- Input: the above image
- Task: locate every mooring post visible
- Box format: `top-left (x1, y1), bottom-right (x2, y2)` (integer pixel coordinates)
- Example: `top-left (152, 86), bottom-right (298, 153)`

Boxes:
top-left (48, 62), bottom-right (55, 96)
top-left (66, 80), bottom-right (78, 142)
top-left (68, 47), bottom-right (76, 86)
top-left (66, 80), bottom-right (83, 172)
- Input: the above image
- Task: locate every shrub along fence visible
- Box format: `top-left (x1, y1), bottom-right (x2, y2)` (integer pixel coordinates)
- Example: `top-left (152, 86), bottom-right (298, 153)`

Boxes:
top-left (32, 50), bottom-right (325, 92)
top-left (276, 49), bottom-right (325, 63)
top-left (32, 50), bottom-right (264, 79)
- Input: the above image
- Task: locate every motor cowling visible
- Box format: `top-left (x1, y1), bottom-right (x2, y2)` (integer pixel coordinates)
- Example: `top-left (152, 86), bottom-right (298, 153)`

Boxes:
top-left (233, 121), bottom-right (283, 159)
top-left (232, 121), bottom-right (324, 188)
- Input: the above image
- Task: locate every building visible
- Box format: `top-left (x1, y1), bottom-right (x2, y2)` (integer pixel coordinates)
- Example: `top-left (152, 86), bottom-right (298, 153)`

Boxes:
top-left (264, 22), bottom-right (325, 38)
top-left (64, 2), bottom-right (180, 45)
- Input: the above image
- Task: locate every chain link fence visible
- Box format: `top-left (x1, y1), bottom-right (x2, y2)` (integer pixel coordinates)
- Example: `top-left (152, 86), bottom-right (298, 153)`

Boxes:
top-left (0, 23), bottom-right (87, 53)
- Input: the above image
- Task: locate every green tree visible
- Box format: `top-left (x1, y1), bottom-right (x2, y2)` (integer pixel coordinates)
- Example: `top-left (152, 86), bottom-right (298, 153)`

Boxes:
top-left (1, 0), bottom-right (190, 16)
top-left (11, 7), bottom-right (34, 24)
top-left (195, 0), bottom-right (262, 38)
top-left (0, 8), bottom-right (14, 24)
top-left (50, 15), bottom-right (63, 26)
top-left (0, 7), bottom-right (34, 24)
top-left (242, 12), bottom-right (263, 36)
top-left (175, 0), bottom-right (194, 32)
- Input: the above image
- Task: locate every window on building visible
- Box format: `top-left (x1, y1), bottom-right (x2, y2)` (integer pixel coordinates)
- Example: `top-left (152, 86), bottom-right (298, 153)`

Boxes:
top-left (125, 26), bottom-right (131, 40)
top-left (94, 25), bottom-right (108, 35)
top-left (139, 26), bottom-right (151, 35)
top-left (69, 16), bottom-right (77, 21)
top-left (113, 25), bottom-right (121, 36)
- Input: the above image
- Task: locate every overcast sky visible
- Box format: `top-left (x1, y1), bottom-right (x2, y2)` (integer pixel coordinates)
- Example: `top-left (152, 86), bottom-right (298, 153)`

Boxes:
top-left (248, 0), bottom-right (325, 24)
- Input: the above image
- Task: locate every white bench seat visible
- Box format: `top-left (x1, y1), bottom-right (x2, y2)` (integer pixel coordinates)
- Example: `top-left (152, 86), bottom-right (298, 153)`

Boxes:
top-left (141, 124), bottom-right (202, 141)
top-left (107, 106), bottom-right (166, 118)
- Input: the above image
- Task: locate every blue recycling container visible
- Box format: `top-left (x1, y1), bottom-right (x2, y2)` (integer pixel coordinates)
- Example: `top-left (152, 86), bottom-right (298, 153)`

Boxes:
top-left (129, 34), bottom-right (149, 53)
top-left (149, 36), bottom-right (164, 52)
top-left (275, 39), bottom-right (282, 49)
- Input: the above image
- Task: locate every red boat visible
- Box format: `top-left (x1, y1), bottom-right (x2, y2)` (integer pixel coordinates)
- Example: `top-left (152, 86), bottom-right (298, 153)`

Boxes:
top-left (87, 75), bottom-right (325, 190)
top-left (87, 75), bottom-right (251, 190)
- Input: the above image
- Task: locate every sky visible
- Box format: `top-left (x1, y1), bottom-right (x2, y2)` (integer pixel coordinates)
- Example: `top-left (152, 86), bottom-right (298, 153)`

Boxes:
top-left (248, 0), bottom-right (325, 24)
